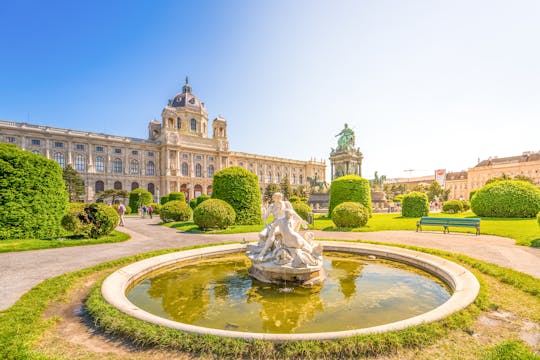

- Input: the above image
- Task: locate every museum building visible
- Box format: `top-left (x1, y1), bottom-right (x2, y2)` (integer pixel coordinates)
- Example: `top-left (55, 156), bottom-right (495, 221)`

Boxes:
top-left (0, 80), bottom-right (326, 202)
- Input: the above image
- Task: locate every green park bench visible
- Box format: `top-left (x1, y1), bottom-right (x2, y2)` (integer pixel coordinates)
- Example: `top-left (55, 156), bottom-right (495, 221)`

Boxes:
top-left (416, 217), bottom-right (481, 235)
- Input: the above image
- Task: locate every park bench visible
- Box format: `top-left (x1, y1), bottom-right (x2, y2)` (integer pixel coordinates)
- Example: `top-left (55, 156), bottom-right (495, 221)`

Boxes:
top-left (416, 217), bottom-right (481, 235)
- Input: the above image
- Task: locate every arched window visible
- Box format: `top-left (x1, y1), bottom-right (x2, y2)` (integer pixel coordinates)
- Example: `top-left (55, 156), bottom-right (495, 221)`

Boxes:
top-left (194, 184), bottom-right (203, 197)
top-left (114, 181), bottom-right (122, 190)
top-left (267, 171), bottom-right (271, 183)
top-left (95, 180), bottom-right (104, 193)
top-left (258, 170), bottom-right (263, 181)
top-left (292, 174), bottom-right (296, 184)
top-left (54, 153), bottom-right (65, 168)
top-left (113, 158), bottom-right (122, 174)
top-left (131, 182), bottom-right (139, 190)
top-left (129, 159), bottom-right (139, 175)
top-left (147, 183), bottom-right (155, 195)
top-left (299, 175), bottom-right (303, 184)
top-left (207, 185), bottom-right (212, 196)
top-left (195, 163), bottom-right (202, 177)
top-left (147, 161), bottom-right (155, 176)
top-left (190, 118), bottom-right (197, 131)
top-left (177, 117), bottom-right (182, 128)
top-left (182, 162), bottom-right (189, 176)
top-left (275, 172), bottom-right (280, 183)
top-left (95, 156), bottom-right (105, 173)
top-left (75, 154), bottom-right (86, 172)
top-left (180, 184), bottom-right (188, 198)
top-left (207, 165), bottom-right (214, 178)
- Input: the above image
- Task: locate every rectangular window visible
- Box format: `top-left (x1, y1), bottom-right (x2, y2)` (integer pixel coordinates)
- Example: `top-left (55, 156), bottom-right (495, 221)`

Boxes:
top-left (132, 150), bottom-right (139, 155)
top-left (31, 139), bottom-right (41, 146)
top-left (182, 154), bottom-right (189, 159)
top-left (76, 144), bottom-right (85, 150)
top-left (147, 151), bottom-right (154, 157)
top-left (114, 148), bottom-right (122, 154)
top-left (6, 136), bottom-right (16, 143)
top-left (195, 155), bottom-right (202, 160)
top-left (96, 146), bottom-right (104, 152)
top-left (54, 142), bottom-right (63, 148)
top-left (207, 156), bottom-right (214, 161)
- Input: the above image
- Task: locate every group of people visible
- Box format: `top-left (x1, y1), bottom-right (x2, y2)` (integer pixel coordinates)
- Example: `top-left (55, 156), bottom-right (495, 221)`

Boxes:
top-left (114, 203), bottom-right (154, 227)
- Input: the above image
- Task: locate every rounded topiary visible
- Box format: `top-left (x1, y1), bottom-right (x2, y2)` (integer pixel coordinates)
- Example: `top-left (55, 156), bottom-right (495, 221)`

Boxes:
top-left (332, 202), bottom-right (369, 228)
top-left (329, 175), bottom-right (372, 218)
top-left (442, 200), bottom-right (464, 214)
top-left (128, 188), bottom-right (153, 214)
top-left (62, 203), bottom-right (119, 238)
top-left (189, 198), bottom-right (198, 210)
top-left (160, 195), bottom-right (170, 205)
top-left (471, 180), bottom-right (540, 218)
top-left (160, 200), bottom-right (192, 222)
top-left (401, 192), bottom-right (429, 217)
top-left (169, 192), bottom-right (186, 202)
top-left (196, 194), bottom-right (210, 206)
top-left (469, 190), bottom-right (477, 201)
top-left (150, 203), bottom-right (161, 215)
top-left (212, 166), bottom-right (262, 225)
top-left (193, 199), bottom-right (236, 230)
top-left (0, 144), bottom-right (68, 239)
top-left (61, 203), bottom-right (87, 235)
top-left (292, 201), bottom-right (312, 221)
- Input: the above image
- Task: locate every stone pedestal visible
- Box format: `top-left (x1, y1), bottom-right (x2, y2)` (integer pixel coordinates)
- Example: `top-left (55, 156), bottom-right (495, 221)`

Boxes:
top-left (248, 261), bottom-right (326, 286)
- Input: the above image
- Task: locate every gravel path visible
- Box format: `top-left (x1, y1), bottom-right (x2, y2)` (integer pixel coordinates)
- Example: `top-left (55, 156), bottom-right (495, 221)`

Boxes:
top-left (0, 216), bottom-right (538, 311)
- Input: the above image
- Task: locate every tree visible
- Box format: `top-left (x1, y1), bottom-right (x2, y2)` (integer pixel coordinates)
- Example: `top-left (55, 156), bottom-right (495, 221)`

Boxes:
top-left (280, 176), bottom-right (292, 200)
top-left (292, 185), bottom-right (308, 198)
top-left (427, 182), bottom-right (444, 202)
top-left (513, 175), bottom-right (535, 184)
top-left (264, 183), bottom-right (281, 202)
top-left (96, 189), bottom-right (129, 204)
top-left (62, 164), bottom-right (85, 202)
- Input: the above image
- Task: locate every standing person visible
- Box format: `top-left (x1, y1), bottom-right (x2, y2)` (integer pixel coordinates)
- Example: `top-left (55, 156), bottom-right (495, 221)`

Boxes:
top-left (117, 203), bottom-right (126, 227)
top-left (141, 204), bottom-right (147, 219)
top-left (148, 204), bottom-right (153, 219)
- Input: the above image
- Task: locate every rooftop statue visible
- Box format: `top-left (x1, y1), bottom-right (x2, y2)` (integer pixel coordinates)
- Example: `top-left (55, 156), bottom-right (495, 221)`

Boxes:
top-left (335, 123), bottom-right (355, 151)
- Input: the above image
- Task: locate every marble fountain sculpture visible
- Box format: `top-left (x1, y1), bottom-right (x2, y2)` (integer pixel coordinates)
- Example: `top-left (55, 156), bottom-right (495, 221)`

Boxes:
top-left (246, 192), bottom-right (325, 285)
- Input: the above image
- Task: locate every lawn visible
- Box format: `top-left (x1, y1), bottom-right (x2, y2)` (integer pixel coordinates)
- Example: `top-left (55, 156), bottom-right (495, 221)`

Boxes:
top-left (162, 221), bottom-right (263, 234)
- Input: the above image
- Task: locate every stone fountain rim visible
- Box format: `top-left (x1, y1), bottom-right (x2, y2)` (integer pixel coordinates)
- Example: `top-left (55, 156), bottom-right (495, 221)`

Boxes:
top-left (101, 241), bottom-right (480, 341)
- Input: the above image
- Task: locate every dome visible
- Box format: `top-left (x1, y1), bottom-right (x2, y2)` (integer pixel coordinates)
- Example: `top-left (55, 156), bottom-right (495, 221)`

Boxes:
top-left (168, 77), bottom-right (206, 112)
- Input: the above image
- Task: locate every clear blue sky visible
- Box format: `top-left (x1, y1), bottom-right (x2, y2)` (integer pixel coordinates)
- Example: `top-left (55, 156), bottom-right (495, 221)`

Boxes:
top-left (1, 0), bottom-right (539, 181)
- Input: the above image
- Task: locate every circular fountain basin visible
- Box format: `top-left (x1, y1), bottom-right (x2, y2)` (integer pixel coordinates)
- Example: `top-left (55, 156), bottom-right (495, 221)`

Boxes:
top-left (101, 242), bottom-right (479, 341)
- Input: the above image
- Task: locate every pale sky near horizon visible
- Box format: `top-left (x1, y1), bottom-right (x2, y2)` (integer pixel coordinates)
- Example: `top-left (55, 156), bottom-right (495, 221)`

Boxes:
top-left (1, 0), bottom-right (539, 181)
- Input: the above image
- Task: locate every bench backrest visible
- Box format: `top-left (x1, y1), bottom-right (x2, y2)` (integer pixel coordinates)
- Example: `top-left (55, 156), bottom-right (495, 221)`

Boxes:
top-left (419, 217), bottom-right (480, 225)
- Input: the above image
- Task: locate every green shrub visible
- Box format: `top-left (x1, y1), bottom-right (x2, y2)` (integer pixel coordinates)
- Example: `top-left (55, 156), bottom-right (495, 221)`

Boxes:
top-left (150, 203), bottom-right (161, 215)
top-left (328, 175), bottom-right (372, 218)
top-left (212, 166), bottom-right (262, 225)
top-left (393, 194), bottom-right (404, 203)
top-left (402, 192), bottom-right (429, 217)
top-left (169, 192), bottom-right (186, 202)
top-left (537, 211), bottom-right (540, 227)
top-left (288, 195), bottom-right (301, 203)
top-left (471, 180), bottom-right (540, 218)
top-left (332, 202), bottom-right (369, 228)
top-left (469, 190), bottom-right (477, 201)
top-left (128, 188), bottom-right (153, 214)
top-left (61, 203), bottom-right (87, 235)
top-left (160, 200), bottom-right (192, 222)
top-left (189, 198), bottom-right (198, 210)
top-left (160, 195), bottom-right (169, 205)
top-left (193, 199), bottom-right (236, 230)
top-left (0, 144), bottom-right (68, 239)
top-left (62, 203), bottom-right (119, 238)
top-left (442, 200), bottom-right (464, 214)
top-left (196, 194), bottom-right (210, 206)
top-left (292, 201), bottom-right (312, 221)
top-left (460, 200), bottom-right (470, 211)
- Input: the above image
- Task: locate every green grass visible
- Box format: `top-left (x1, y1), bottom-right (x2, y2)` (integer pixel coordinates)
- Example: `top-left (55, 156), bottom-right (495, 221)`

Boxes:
top-left (0, 230), bottom-right (130, 253)
top-left (313, 212), bottom-right (540, 247)
top-left (163, 220), bottom-right (264, 234)
top-left (481, 340), bottom-right (539, 360)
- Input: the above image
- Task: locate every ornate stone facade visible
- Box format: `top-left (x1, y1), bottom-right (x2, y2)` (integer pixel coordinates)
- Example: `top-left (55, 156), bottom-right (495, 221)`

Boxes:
top-left (0, 80), bottom-right (325, 202)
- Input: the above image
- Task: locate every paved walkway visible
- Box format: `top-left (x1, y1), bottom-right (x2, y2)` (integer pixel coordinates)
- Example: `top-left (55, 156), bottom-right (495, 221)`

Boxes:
top-left (0, 217), bottom-right (539, 311)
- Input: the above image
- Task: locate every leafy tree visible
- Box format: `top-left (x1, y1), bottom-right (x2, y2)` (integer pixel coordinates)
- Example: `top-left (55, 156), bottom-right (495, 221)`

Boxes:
top-left (264, 183), bottom-right (281, 202)
top-left (280, 176), bottom-right (292, 200)
top-left (292, 184), bottom-right (307, 198)
top-left (426, 181), bottom-right (449, 202)
top-left (62, 164), bottom-right (85, 202)
top-left (96, 189), bottom-right (129, 204)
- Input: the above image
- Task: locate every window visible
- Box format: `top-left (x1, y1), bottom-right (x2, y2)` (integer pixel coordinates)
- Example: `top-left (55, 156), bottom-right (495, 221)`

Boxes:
top-left (275, 173), bottom-right (279, 183)
top-left (147, 161), bottom-right (155, 176)
top-left (96, 146), bottom-right (104, 152)
top-left (76, 144), bottom-right (85, 150)
top-left (267, 171), bottom-right (271, 183)
top-left (182, 162), bottom-right (189, 176)
top-left (148, 183), bottom-right (155, 195)
top-left (191, 118), bottom-right (197, 131)
top-left (207, 165), bottom-right (214, 178)
top-left (292, 174), bottom-right (296, 184)
top-left (54, 153), bottom-right (65, 168)
top-left (75, 154), bottom-right (86, 172)
top-left (195, 155), bottom-right (202, 160)
top-left (114, 148), bottom-right (122, 154)
top-left (95, 156), bottom-right (105, 173)
top-left (239, 162), bottom-right (244, 167)
top-left (259, 170), bottom-right (263, 180)
top-left (299, 175), bottom-right (303, 184)
top-left (129, 160), bottom-right (139, 175)
top-left (208, 156), bottom-right (214, 161)
top-left (177, 117), bottom-right (182, 128)
top-left (31, 139), bottom-right (41, 146)
top-left (54, 142), bottom-right (63, 148)
top-left (113, 158), bottom-right (123, 174)
top-left (131, 182), bottom-right (139, 191)
top-left (95, 180), bottom-right (104, 193)
top-left (195, 163), bottom-right (202, 177)
top-left (182, 154), bottom-right (188, 159)
top-left (131, 150), bottom-right (139, 155)
top-left (147, 151), bottom-right (154, 157)
top-left (114, 181), bottom-right (122, 190)
top-left (207, 185), bottom-right (212, 196)
top-left (6, 136), bottom-right (16, 143)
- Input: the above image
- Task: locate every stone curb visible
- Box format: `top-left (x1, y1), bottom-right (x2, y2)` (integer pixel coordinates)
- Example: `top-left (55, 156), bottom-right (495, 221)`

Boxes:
top-left (101, 242), bottom-right (480, 341)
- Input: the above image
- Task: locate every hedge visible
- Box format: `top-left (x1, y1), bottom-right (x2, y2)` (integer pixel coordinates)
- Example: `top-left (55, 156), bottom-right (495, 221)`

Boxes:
top-left (169, 192), bottom-right (186, 202)
top-left (62, 203), bottom-right (119, 238)
top-left (128, 188), bottom-right (153, 214)
top-left (160, 200), bottom-right (192, 222)
top-left (332, 202), bottom-right (369, 228)
top-left (0, 143), bottom-right (68, 239)
top-left (329, 175), bottom-right (372, 218)
top-left (292, 201), bottom-right (312, 221)
top-left (402, 192), bottom-right (429, 217)
top-left (212, 166), bottom-right (262, 225)
top-left (471, 180), bottom-right (540, 218)
top-left (442, 200), bottom-right (464, 214)
top-left (160, 195), bottom-right (169, 205)
top-left (193, 199), bottom-right (236, 230)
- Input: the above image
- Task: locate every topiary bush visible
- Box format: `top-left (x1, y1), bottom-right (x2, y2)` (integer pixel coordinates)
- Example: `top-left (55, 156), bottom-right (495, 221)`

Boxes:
top-left (442, 200), bottom-right (464, 214)
top-left (196, 194), bottom-right (210, 206)
top-left (460, 200), bottom-right (470, 211)
top-left (160, 195), bottom-right (169, 205)
top-left (128, 188), bottom-right (153, 214)
top-left (150, 203), bottom-right (161, 215)
top-left (61, 203), bottom-right (87, 235)
top-left (61, 202), bottom-right (118, 238)
top-left (212, 166), bottom-right (262, 225)
top-left (169, 192), bottom-right (186, 202)
top-left (289, 195), bottom-right (301, 203)
top-left (470, 180), bottom-right (540, 218)
top-left (160, 200), bottom-right (192, 222)
top-left (329, 175), bottom-right (372, 218)
top-left (193, 199), bottom-right (236, 230)
top-left (401, 192), bottom-right (429, 217)
top-left (292, 201), bottom-right (312, 221)
top-left (331, 202), bottom-right (369, 228)
top-left (0, 144), bottom-right (68, 239)
top-left (469, 190), bottom-right (477, 201)
top-left (189, 198), bottom-right (198, 210)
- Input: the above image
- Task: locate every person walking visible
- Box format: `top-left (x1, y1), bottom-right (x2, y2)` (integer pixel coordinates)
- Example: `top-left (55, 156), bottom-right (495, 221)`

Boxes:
top-left (148, 204), bottom-right (153, 219)
top-left (141, 205), bottom-right (147, 219)
top-left (117, 203), bottom-right (126, 227)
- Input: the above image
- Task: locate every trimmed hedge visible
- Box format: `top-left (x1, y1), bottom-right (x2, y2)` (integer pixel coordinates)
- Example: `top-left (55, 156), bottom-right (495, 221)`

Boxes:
top-left (329, 175), bottom-right (372, 218)
top-left (212, 166), bottom-right (262, 225)
top-left (189, 198), bottom-right (198, 210)
top-left (332, 202), bottom-right (369, 228)
top-left (160, 200), bottom-right (192, 222)
top-left (169, 192), bottom-right (186, 202)
top-left (292, 201), bottom-right (312, 221)
top-left (61, 203), bottom-right (119, 238)
top-left (160, 195), bottom-right (169, 205)
top-left (402, 192), bottom-right (429, 217)
top-left (128, 188), bottom-right (153, 214)
top-left (150, 203), bottom-right (161, 215)
top-left (193, 199), bottom-right (236, 230)
top-left (471, 180), bottom-right (540, 218)
top-left (442, 200), bottom-right (464, 214)
top-left (0, 144), bottom-right (68, 239)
